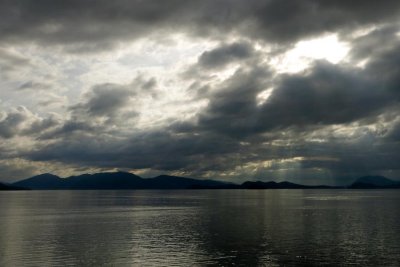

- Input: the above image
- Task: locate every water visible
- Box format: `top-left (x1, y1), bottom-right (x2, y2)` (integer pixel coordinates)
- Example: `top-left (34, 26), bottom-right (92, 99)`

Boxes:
top-left (0, 190), bottom-right (399, 266)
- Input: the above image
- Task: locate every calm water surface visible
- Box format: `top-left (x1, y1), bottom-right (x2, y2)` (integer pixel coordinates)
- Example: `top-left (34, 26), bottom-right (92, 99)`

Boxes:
top-left (0, 190), bottom-right (399, 266)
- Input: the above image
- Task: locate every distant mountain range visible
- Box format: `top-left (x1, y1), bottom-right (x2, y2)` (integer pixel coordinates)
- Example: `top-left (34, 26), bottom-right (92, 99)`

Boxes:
top-left (1, 172), bottom-right (399, 190)
top-left (348, 175), bottom-right (400, 189)
top-left (11, 172), bottom-right (234, 190)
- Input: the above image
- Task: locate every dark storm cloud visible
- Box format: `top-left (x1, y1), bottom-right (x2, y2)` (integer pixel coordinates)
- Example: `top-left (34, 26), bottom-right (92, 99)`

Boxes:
top-left (183, 41), bottom-right (258, 79)
top-left (184, 25), bottom-right (400, 142)
top-left (70, 75), bottom-right (156, 119)
top-left (299, 134), bottom-right (400, 176)
top-left (257, 62), bottom-right (392, 129)
top-left (0, 107), bottom-right (29, 138)
top-left (198, 42), bottom-right (255, 69)
top-left (365, 45), bottom-right (400, 95)
top-left (25, 118), bottom-right (400, 184)
top-left (21, 116), bottom-right (59, 135)
top-left (0, 107), bottom-right (59, 139)
top-left (196, 47), bottom-right (400, 137)
top-left (26, 129), bottom-right (242, 173)
top-left (250, 0), bottom-right (400, 42)
top-left (195, 67), bottom-right (270, 137)
top-left (349, 26), bottom-right (400, 61)
top-left (72, 83), bottom-right (135, 117)
top-left (1, 0), bottom-right (400, 51)
top-left (385, 118), bottom-right (400, 141)
top-left (38, 120), bottom-right (98, 140)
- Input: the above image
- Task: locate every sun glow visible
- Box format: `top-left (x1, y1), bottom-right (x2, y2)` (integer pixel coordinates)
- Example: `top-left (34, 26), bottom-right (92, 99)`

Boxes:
top-left (272, 34), bottom-right (349, 73)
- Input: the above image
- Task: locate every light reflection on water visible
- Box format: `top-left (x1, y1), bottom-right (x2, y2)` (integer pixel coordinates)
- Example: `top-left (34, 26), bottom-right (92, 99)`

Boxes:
top-left (0, 190), bottom-right (399, 266)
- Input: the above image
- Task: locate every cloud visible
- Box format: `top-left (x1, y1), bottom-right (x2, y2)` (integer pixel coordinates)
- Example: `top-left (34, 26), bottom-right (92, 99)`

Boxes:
top-left (14, 34), bottom-right (400, 183)
top-left (70, 75), bottom-right (156, 119)
top-left (182, 41), bottom-right (259, 80)
top-left (0, 47), bottom-right (31, 79)
top-left (198, 41), bottom-right (255, 69)
top-left (193, 44), bottom-right (400, 137)
top-left (26, 127), bottom-right (243, 176)
top-left (37, 75), bottom-right (158, 141)
top-left (385, 117), bottom-right (400, 141)
top-left (257, 61), bottom-right (391, 129)
top-left (21, 115), bottom-right (60, 135)
top-left (349, 25), bottom-right (400, 61)
top-left (0, 107), bottom-right (30, 138)
top-left (72, 83), bottom-right (135, 117)
top-left (0, 106), bottom-right (59, 139)
top-left (1, 0), bottom-right (400, 184)
top-left (1, 1), bottom-right (400, 52)
top-left (0, 47), bottom-right (29, 65)
top-left (17, 81), bottom-right (51, 91)
top-left (194, 67), bottom-right (270, 137)
top-left (24, 119), bottom-right (400, 185)
top-left (0, 159), bottom-right (38, 183)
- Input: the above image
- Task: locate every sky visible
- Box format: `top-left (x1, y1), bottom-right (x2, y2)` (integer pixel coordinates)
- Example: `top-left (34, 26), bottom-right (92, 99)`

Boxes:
top-left (1, 0), bottom-right (400, 185)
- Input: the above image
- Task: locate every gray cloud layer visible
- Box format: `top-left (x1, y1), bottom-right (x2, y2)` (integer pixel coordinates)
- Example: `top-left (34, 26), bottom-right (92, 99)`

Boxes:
top-left (1, 1), bottom-right (400, 50)
top-left (1, 1), bottom-right (400, 184)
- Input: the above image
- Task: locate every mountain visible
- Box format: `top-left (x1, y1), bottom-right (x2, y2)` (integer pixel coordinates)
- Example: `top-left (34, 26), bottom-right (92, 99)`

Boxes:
top-left (12, 172), bottom-right (232, 190)
top-left (12, 172), bottom-right (400, 190)
top-left (63, 172), bottom-right (145, 189)
top-left (13, 173), bottom-right (64, 189)
top-left (0, 182), bottom-right (26, 190)
top-left (349, 176), bottom-right (400, 189)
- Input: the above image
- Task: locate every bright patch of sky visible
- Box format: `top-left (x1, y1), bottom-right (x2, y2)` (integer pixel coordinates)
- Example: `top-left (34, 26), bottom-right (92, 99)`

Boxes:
top-left (271, 34), bottom-right (350, 73)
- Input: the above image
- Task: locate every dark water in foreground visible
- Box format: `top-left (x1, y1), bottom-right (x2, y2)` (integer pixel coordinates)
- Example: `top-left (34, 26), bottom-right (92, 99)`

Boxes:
top-left (0, 190), bottom-right (399, 266)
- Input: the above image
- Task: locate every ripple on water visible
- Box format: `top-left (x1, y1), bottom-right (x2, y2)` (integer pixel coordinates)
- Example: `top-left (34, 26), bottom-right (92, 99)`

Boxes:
top-left (0, 190), bottom-right (399, 266)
